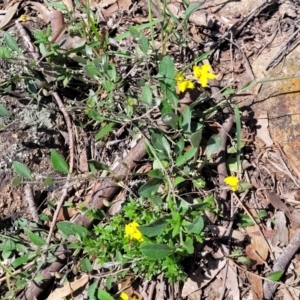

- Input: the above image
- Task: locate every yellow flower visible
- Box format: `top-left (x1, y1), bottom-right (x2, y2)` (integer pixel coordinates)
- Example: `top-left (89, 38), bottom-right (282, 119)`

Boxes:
top-left (175, 72), bottom-right (195, 93)
top-left (193, 64), bottom-right (216, 87)
top-left (19, 15), bottom-right (31, 22)
top-left (125, 221), bottom-right (144, 242)
top-left (224, 176), bottom-right (239, 192)
top-left (120, 292), bottom-right (138, 300)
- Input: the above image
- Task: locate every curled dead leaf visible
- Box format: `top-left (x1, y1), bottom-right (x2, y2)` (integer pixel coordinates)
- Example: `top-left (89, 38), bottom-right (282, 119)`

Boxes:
top-left (0, 2), bottom-right (20, 29)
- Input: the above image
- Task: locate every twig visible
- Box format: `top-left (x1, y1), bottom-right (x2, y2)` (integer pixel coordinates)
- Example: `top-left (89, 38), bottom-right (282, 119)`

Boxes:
top-left (24, 184), bottom-right (39, 223)
top-left (43, 91), bottom-right (74, 261)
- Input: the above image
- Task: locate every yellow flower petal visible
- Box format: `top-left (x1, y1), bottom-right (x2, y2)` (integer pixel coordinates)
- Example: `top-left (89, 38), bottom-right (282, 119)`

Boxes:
top-left (175, 72), bottom-right (195, 93)
top-left (120, 292), bottom-right (129, 300)
top-left (224, 176), bottom-right (239, 192)
top-left (193, 64), bottom-right (215, 88)
top-left (124, 222), bottom-right (144, 242)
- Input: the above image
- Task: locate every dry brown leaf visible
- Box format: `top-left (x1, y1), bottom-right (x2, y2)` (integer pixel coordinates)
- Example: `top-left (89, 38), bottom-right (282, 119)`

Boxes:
top-left (47, 273), bottom-right (89, 300)
top-left (248, 273), bottom-right (264, 300)
top-left (102, 3), bottom-right (119, 18)
top-left (271, 211), bottom-right (288, 246)
top-left (118, 276), bottom-right (142, 300)
top-left (27, 2), bottom-right (51, 23)
top-left (225, 260), bottom-right (240, 300)
top-left (182, 270), bottom-right (203, 299)
top-left (255, 112), bottom-right (273, 147)
top-left (117, 0), bottom-right (131, 11)
top-left (245, 226), bottom-right (269, 265)
top-left (0, 2), bottom-right (20, 29)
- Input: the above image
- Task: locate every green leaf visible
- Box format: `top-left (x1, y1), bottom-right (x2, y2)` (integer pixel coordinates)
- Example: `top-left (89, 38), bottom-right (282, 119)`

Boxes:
top-left (57, 222), bottom-right (89, 238)
top-left (50, 150), bottom-right (69, 174)
top-left (227, 141), bottom-right (246, 154)
top-left (138, 178), bottom-right (163, 198)
top-left (12, 177), bottom-right (21, 186)
top-left (3, 240), bottom-right (15, 252)
top-left (161, 112), bottom-right (179, 129)
top-left (12, 255), bottom-right (29, 268)
top-left (227, 157), bottom-right (242, 173)
top-left (175, 147), bottom-right (197, 167)
top-left (174, 176), bottom-right (185, 186)
top-left (0, 46), bottom-right (11, 58)
top-left (221, 88), bottom-right (235, 96)
top-left (47, 1), bottom-right (67, 10)
top-left (237, 256), bottom-right (251, 268)
top-left (80, 257), bottom-right (93, 273)
top-left (141, 85), bottom-right (153, 107)
top-left (106, 275), bottom-right (113, 290)
top-left (95, 123), bottom-right (115, 141)
top-left (139, 34), bottom-right (149, 54)
top-left (97, 289), bottom-right (114, 300)
top-left (88, 160), bottom-right (110, 171)
top-left (0, 104), bottom-right (10, 117)
top-left (192, 177), bottom-right (206, 188)
top-left (34, 274), bottom-right (44, 283)
top-left (88, 282), bottom-right (97, 299)
top-left (186, 216), bottom-right (204, 234)
top-left (139, 218), bottom-right (168, 237)
top-left (140, 243), bottom-right (172, 259)
top-left (239, 182), bottom-right (253, 192)
top-left (151, 132), bottom-right (171, 158)
top-left (267, 270), bottom-right (284, 282)
top-left (184, 237), bottom-right (194, 254)
top-left (43, 175), bottom-right (53, 187)
top-left (206, 134), bottom-right (221, 159)
top-left (180, 106), bottom-right (192, 133)
top-left (12, 161), bottom-right (32, 179)
top-left (4, 33), bottom-right (20, 52)
top-left (148, 169), bottom-right (164, 179)
top-left (182, 2), bottom-right (201, 20)
top-left (114, 20), bottom-right (160, 42)
top-left (28, 232), bottom-right (46, 247)
top-left (190, 128), bottom-right (203, 149)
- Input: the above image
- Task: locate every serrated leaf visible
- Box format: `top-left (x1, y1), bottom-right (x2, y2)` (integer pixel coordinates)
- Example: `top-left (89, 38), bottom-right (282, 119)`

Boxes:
top-left (50, 150), bottom-right (69, 174)
top-left (12, 161), bottom-right (32, 179)
top-left (0, 104), bottom-right (10, 117)
top-left (140, 243), bottom-right (172, 259)
top-left (139, 218), bottom-right (168, 237)
top-left (28, 232), bottom-right (46, 247)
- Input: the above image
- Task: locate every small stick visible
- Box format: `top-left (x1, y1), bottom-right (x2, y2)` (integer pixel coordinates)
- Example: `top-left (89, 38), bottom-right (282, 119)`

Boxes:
top-left (43, 91), bottom-right (74, 261)
top-left (24, 184), bottom-right (39, 223)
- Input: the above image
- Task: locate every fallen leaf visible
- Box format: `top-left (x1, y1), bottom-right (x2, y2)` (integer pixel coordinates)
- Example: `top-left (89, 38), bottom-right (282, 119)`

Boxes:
top-left (118, 0), bottom-right (131, 11)
top-left (27, 2), bottom-right (51, 23)
top-left (255, 112), bottom-right (273, 147)
top-left (0, 2), bottom-right (20, 29)
top-left (248, 273), bottom-right (264, 300)
top-left (245, 226), bottom-right (269, 265)
top-left (47, 273), bottom-right (89, 300)
top-left (271, 211), bottom-right (288, 246)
